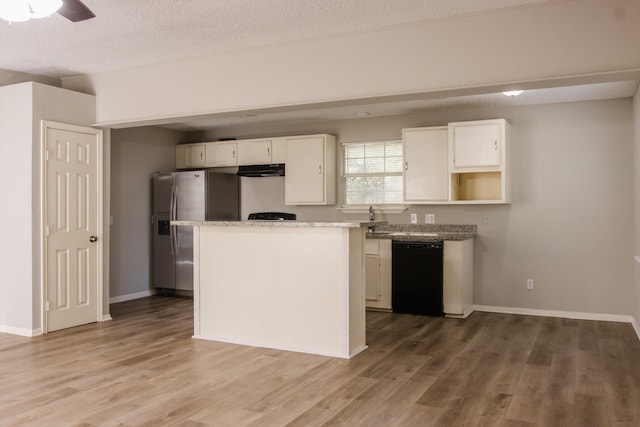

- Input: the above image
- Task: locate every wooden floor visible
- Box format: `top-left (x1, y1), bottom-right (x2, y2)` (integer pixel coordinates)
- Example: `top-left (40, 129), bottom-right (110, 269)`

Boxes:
top-left (1, 297), bottom-right (639, 426)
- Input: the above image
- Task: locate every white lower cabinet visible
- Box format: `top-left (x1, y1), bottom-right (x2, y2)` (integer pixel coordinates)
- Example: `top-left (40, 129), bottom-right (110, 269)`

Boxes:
top-left (365, 239), bottom-right (392, 310)
top-left (443, 239), bottom-right (474, 318)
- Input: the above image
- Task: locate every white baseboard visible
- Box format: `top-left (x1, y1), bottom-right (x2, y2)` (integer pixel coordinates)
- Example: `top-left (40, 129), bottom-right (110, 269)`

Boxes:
top-left (101, 314), bottom-right (113, 322)
top-left (0, 325), bottom-right (42, 337)
top-left (109, 289), bottom-right (156, 304)
top-left (474, 304), bottom-right (635, 324)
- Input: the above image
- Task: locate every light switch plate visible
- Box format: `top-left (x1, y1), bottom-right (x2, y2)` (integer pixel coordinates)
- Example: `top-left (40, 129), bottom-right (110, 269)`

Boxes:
top-left (410, 213), bottom-right (417, 224)
top-left (425, 214), bottom-right (435, 224)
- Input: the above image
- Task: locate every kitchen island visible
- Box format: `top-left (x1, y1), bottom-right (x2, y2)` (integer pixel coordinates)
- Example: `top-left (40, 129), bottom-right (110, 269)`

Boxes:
top-left (173, 219), bottom-right (383, 359)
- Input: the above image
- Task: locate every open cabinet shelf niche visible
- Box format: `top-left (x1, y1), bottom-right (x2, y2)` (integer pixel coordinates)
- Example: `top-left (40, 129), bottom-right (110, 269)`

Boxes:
top-left (450, 171), bottom-right (503, 202)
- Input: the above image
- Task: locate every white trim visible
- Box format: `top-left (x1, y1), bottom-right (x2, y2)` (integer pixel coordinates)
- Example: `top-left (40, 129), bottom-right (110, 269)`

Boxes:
top-left (192, 333), bottom-right (366, 359)
top-left (445, 307), bottom-right (474, 319)
top-left (0, 325), bottom-right (43, 337)
top-left (101, 315), bottom-right (113, 322)
top-left (632, 317), bottom-right (640, 342)
top-left (474, 305), bottom-right (635, 323)
top-left (40, 121), bottom-right (104, 334)
top-left (634, 256), bottom-right (640, 264)
top-left (109, 289), bottom-right (156, 304)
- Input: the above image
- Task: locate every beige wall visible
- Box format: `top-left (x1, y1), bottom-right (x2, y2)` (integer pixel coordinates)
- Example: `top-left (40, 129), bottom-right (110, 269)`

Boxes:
top-left (109, 127), bottom-right (183, 299)
top-left (210, 98), bottom-right (635, 316)
top-left (0, 84), bottom-right (35, 332)
top-left (0, 82), bottom-right (96, 334)
top-left (62, 0), bottom-right (640, 128)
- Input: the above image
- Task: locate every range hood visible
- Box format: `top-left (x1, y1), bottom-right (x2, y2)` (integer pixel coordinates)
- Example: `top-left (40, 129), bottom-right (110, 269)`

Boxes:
top-left (236, 163), bottom-right (285, 177)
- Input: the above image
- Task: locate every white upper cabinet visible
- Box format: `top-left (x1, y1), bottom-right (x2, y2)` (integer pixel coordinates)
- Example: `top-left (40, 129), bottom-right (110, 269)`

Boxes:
top-left (402, 126), bottom-right (449, 203)
top-left (285, 134), bottom-right (336, 205)
top-left (448, 119), bottom-right (511, 204)
top-left (449, 119), bottom-right (504, 170)
top-left (210, 141), bottom-right (238, 167)
top-left (178, 137), bottom-right (289, 170)
top-left (176, 143), bottom-right (205, 169)
top-left (271, 137), bottom-right (287, 164)
top-left (188, 144), bottom-right (206, 167)
top-left (237, 138), bottom-right (272, 165)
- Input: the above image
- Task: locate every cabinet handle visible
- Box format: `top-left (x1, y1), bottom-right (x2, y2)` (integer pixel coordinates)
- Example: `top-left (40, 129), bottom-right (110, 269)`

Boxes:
top-left (405, 161), bottom-right (408, 171)
top-left (494, 140), bottom-right (498, 150)
top-left (200, 151), bottom-right (203, 160)
top-left (318, 165), bottom-right (322, 174)
top-left (267, 147), bottom-right (270, 156)
top-left (233, 149), bottom-right (236, 158)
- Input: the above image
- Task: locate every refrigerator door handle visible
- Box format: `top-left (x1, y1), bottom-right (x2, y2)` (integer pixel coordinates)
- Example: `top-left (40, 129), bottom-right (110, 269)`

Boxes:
top-left (170, 183), bottom-right (178, 255)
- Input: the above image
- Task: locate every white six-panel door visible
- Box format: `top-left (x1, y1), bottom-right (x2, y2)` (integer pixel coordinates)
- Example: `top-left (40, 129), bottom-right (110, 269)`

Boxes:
top-left (44, 122), bottom-right (102, 332)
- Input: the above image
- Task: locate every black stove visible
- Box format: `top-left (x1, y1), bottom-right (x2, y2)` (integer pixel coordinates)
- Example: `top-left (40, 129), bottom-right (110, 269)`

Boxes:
top-left (248, 212), bottom-right (296, 221)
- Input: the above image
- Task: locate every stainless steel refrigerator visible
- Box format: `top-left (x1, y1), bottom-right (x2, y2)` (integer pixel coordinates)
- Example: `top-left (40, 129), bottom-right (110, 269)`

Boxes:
top-left (152, 170), bottom-right (239, 292)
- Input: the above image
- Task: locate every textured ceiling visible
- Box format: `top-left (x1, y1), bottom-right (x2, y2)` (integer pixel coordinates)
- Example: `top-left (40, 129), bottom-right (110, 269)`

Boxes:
top-left (1, 0), bottom-right (636, 131)
top-left (0, 0), bottom-right (555, 79)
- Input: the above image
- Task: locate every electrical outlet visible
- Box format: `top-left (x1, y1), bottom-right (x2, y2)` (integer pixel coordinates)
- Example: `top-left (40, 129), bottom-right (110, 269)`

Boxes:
top-left (410, 213), bottom-right (417, 224)
top-left (527, 279), bottom-right (534, 290)
top-left (425, 214), bottom-right (435, 224)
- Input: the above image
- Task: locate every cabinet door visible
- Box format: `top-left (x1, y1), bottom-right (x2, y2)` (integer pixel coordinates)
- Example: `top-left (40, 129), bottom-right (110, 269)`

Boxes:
top-left (237, 139), bottom-right (272, 165)
top-left (187, 144), bottom-right (206, 167)
top-left (365, 254), bottom-right (380, 301)
top-left (451, 122), bottom-right (501, 168)
top-left (285, 135), bottom-right (326, 204)
top-left (403, 127), bottom-right (448, 202)
top-left (214, 141), bottom-right (238, 166)
top-left (271, 137), bottom-right (287, 164)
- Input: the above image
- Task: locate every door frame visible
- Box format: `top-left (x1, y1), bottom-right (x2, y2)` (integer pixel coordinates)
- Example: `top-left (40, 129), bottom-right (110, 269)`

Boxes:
top-left (40, 120), bottom-right (105, 334)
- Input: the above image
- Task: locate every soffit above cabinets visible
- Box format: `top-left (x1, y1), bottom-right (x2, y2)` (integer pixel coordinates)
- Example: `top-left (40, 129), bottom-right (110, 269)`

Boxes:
top-left (144, 80), bottom-right (640, 132)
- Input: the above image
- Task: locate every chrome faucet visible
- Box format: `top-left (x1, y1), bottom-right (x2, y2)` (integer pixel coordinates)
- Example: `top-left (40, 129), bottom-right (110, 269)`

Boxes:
top-left (368, 205), bottom-right (375, 221)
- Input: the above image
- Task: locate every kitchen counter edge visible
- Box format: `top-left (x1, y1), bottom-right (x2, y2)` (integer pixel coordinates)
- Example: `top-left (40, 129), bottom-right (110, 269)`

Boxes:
top-left (171, 220), bottom-right (388, 229)
top-left (365, 232), bottom-right (476, 241)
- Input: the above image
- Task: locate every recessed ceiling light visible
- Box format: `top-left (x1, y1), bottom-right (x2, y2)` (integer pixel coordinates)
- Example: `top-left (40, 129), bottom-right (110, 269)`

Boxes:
top-left (502, 90), bottom-right (524, 97)
top-left (353, 112), bottom-right (371, 117)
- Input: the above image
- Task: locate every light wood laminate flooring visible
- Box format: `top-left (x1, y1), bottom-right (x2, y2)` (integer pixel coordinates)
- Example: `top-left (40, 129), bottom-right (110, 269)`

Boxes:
top-left (1, 296), bottom-right (639, 426)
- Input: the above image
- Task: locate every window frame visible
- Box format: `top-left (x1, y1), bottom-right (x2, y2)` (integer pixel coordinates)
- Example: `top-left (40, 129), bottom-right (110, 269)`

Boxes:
top-left (339, 139), bottom-right (407, 212)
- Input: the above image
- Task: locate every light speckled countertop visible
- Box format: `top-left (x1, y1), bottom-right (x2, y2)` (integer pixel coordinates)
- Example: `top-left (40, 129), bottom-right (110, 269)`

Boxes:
top-left (366, 224), bottom-right (477, 241)
top-left (171, 220), bottom-right (387, 229)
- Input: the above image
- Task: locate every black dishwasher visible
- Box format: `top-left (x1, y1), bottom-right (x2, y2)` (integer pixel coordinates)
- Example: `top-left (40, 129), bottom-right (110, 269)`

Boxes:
top-left (392, 240), bottom-right (444, 316)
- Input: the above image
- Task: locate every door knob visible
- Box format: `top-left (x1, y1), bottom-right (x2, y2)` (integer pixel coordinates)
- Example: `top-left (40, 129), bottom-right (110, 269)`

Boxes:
top-left (90, 235), bottom-right (98, 243)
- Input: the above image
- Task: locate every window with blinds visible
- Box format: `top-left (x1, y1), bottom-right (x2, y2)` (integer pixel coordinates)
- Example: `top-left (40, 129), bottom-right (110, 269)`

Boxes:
top-left (343, 140), bottom-right (403, 205)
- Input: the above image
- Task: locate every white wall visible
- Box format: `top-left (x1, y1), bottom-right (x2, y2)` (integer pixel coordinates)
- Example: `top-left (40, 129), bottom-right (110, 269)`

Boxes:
top-left (0, 82), bottom-right (96, 334)
top-left (211, 98), bottom-right (635, 316)
top-left (0, 84), bottom-right (35, 333)
top-left (62, 0), bottom-right (640, 128)
top-left (109, 127), bottom-right (183, 299)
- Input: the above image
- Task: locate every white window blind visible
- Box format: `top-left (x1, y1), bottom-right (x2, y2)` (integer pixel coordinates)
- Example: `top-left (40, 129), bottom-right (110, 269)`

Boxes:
top-left (343, 140), bottom-right (403, 205)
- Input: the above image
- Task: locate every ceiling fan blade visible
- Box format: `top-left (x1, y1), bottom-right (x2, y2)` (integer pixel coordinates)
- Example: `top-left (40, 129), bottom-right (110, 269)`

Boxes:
top-left (57, 0), bottom-right (96, 22)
